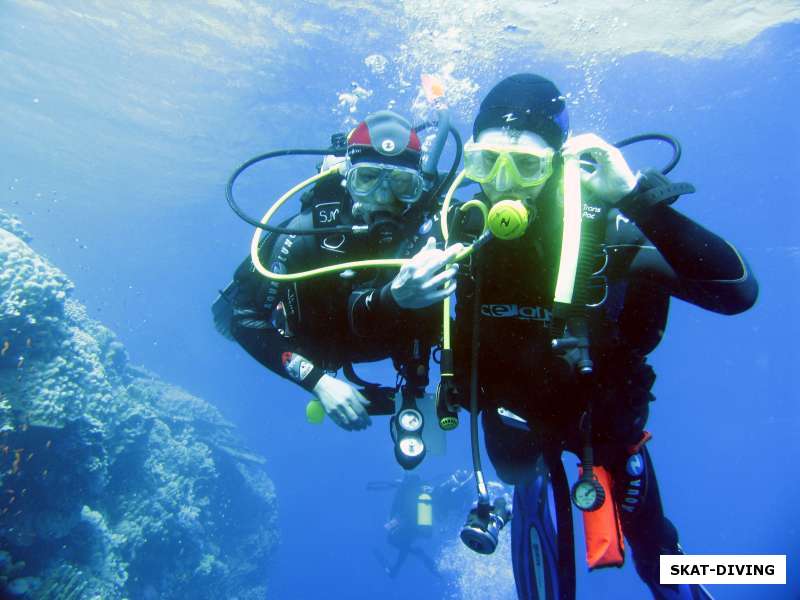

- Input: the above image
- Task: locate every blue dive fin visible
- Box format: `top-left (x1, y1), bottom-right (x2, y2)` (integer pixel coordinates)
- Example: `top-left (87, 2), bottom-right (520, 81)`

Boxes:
top-left (511, 469), bottom-right (560, 599)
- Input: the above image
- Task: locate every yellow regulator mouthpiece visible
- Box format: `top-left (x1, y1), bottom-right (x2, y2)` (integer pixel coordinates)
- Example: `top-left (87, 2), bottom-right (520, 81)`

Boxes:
top-left (487, 199), bottom-right (529, 240)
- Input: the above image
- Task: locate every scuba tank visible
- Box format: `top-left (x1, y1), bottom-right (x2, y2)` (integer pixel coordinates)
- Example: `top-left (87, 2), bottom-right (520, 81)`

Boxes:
top-left (416, 489), bottom-right (433, 528)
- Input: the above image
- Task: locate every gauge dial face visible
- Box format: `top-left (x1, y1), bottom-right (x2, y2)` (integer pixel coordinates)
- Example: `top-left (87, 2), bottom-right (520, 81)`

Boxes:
top-left (574, 481), bottom-right (598, 509)
top-left (398, 409), bottom-right (422, 432)
top-left (399, 437), bottom-right (424, 457)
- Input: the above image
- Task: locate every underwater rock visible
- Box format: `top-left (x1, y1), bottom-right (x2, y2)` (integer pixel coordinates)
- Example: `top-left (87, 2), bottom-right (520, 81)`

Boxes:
top-left (6, 576), bottom-right (41, 596)
top-left (0, 219), bottom-right (278, 598)
top-left (34, 507), bottom-right (81, 540)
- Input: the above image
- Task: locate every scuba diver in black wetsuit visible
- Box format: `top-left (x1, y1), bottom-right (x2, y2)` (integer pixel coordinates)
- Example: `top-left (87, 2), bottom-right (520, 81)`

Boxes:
top-left (370, 473), bottom-right (441, 579)
top-left (369, 470), bottom-right (509, 579)
top-left (213, 109), bottom-right (461, 432)
top-left (349, 74), bottom-right (758, 599)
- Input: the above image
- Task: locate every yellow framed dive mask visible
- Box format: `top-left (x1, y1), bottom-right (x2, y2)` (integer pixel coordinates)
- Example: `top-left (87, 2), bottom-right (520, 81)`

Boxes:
top-left (463, 140), bottom-right (554, 188)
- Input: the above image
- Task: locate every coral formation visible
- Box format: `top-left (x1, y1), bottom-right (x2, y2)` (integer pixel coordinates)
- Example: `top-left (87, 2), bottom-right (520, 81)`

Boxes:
top-left (0, 210), bottom-right (278, 599)
top-left (0, 212), bottom-right (31, 244)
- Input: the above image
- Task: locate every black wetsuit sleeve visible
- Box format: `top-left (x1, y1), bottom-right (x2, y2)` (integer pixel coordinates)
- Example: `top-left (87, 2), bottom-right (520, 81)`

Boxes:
top-left (347, 225), bottom-right (447, 340)
top-left (616, 182), bottom-right (758, 315)
top-left (348, 282), bottom-right (407, 337)
top-left (348, 274), bottom-right (442, 344)
top-left (230, 215), bottom-right (325, 392)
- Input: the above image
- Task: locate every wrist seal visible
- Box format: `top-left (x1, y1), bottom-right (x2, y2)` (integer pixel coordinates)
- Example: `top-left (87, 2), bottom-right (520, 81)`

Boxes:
top-left (281, 351), bottom-right (325, 391)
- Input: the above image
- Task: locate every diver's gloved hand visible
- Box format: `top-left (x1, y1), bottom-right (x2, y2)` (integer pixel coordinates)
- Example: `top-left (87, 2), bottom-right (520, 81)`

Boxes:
top-left (444, 469), bottom-right (473, 492)
top-left (313, 374), bottom-right (372, 431)
top-left (390, 237), bottom-right (463, 309)
top-left (562, 133), bottom-right (639, 205)
top-left (453, 469), bottom-right (472, 485)
top-left (384, 517), bottom-right (400, 532)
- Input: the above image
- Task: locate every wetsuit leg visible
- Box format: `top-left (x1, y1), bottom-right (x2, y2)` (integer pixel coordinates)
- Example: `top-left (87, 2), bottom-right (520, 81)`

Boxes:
top-left (482, 408), bottom-right (541, 485)
top-left (482, 410), bottom-right (561, 599)
top-left (387, 546), bottom-right (410, 578)
top-left (612, 446), bottom-right (714, 600)
top-left (385, 525), bottom-right (415, 579)
top-left (409, 546), bottom-right (442, 578)
top-left (372, 548), bottom-right (392, 576)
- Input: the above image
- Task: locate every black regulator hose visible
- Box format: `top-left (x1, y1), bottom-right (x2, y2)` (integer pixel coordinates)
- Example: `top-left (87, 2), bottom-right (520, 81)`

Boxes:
top-left (468, 265), bottom-right (489, 505)
top-left (613, 133), bottom-right (682, 175)
top-left (429, 125), bottom-right (463, 205)
top-left (227, 132), bottom-right (676, 236)
top-left (225, 148), bottom-right (355, 236)
top-left (226, 121), bottom-right (463, 236)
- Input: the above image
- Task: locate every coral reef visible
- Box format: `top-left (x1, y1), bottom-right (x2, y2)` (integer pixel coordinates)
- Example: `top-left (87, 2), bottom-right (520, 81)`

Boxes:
top-left (0, 212), bottom-right (31, 244)
top-left (0, 210), bottom-right (278, 599)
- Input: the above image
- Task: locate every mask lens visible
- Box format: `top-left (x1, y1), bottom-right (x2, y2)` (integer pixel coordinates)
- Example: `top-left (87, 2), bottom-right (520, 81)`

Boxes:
top-left (388, 170), bottom-right (421, 202)
top-left (511, 152), bottom-right (542, 178)
top-left (350, 166), bottom-right (383, 195)
top-left (465, 149), bottom-right (500, 182)
top-left (511, 151), bottom-right (552, 185)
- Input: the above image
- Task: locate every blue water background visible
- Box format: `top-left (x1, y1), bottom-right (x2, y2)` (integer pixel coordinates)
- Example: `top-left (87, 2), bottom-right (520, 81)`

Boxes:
top-left (1, 3), bottom-right (798, 599)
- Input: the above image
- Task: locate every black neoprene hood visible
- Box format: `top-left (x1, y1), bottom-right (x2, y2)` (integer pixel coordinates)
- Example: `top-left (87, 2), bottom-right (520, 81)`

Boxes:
top-left (473, 73), bottom-right (570, 148)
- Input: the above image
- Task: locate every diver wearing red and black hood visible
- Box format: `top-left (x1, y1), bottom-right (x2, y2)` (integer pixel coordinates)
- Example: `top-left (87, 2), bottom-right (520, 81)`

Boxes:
top-left (221, 111), bottom-right (443, 429)
top-left (350, 74), bottom-right (757, 599)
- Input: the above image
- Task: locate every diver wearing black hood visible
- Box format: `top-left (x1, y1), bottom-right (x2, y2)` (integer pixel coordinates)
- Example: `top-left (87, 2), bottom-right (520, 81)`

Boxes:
top-left (351, 74), bottom-right (757, 599)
